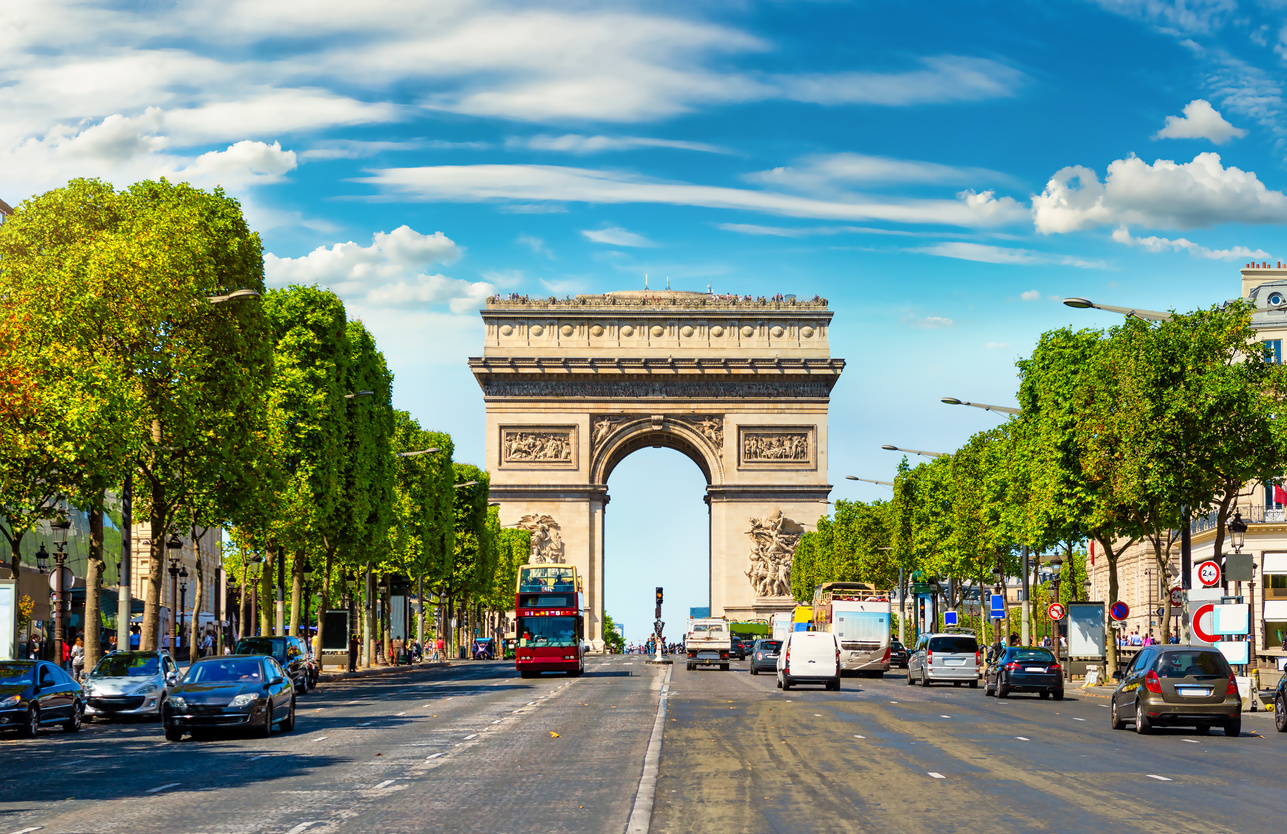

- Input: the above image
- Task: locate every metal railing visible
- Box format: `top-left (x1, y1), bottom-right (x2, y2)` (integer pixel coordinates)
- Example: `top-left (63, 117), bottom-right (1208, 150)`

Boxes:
top-left (1190, 504), bottom-right (1284, 535)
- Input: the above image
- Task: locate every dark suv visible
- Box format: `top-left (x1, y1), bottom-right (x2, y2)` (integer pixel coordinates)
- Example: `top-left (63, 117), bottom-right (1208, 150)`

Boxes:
top-left (234, 636), bottom-right (316, 693)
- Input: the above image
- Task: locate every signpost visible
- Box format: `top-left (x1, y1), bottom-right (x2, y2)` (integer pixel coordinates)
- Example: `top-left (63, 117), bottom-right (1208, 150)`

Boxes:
top-left (943, 610), bottom-right (958, 627)
top-left (1047, 602), bottom-right (1066, 621)
top-left (989, 594), bottom-right (1005, 620)
top-left (1110, 601), bottom-right (1130, 621)
top-left (1197, 560), bottom-right (1222, 588)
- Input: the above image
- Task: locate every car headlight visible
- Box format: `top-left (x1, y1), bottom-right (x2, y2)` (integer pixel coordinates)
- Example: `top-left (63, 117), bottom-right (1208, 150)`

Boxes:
top-left (0, 694), bottom-right (20, 709)
top-left (134, 682), bottom-right (160, 695)
top-left (167, 695), bottom-right (187, 711)
top-left (228, 693), bottom-right (258, 708)
top-left (81, 682), bottom-right (96, 695)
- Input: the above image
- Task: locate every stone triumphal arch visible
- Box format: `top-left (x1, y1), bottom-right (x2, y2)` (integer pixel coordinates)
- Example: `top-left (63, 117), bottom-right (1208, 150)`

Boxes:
top-left (470, 291), bottom-right (845, 648)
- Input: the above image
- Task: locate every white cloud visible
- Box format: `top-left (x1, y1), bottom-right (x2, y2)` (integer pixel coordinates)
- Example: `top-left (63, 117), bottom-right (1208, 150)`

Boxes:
top-left (774, 57), bottom-right (1023, 106)
top-left (513, 134), bottom-right (727, 154)
top-left (517, 233), bottom-right (554, 259)
top-left (1088, 0), bottom-right (1236, 35)
top-left (748, 152), bottom-right (1011, 195)
top-left (985, 342), bottom-right (1012, 349)
top-left (175, 140), bottom-right (297, 185)
top-left (716, 222), bottom-right (924, 237)
top-left (1032, 152), bottom-right (1287, 234)
top-left (1154, 99), bottom-right (1246, 144)
top-left (360, 164), bottom-right (1028, 228)
top-left (1111, 225), bottom-right (1271, 261)
top-left (1020, 289), bottom-right (1041, 301)
top-left (904, 315), bottom-right (955, 329)
top-left (581, 226), bottom-right (654, 247)
top-left (265, 226), bottom-right (485, 313)
top-left (911, 242), bottom-right (1108, 269)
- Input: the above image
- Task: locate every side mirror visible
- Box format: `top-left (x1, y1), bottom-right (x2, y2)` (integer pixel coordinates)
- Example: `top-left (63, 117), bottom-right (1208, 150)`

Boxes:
top-left (1112, 671), bottom-right (1122, 682)
top-left (269, 675), bottom-right (285, 686)
top-left (166, 674), bottom-right (178, 686)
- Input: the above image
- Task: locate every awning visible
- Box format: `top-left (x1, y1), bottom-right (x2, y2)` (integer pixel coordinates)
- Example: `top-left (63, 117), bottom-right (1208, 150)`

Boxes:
top-left (1263, 600), bottom-right (1287, 621)
top-left (1264, 553), bottom-right (1287, 575)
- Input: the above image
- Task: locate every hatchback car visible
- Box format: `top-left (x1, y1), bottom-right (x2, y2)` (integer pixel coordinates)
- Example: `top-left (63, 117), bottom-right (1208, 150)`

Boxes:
top-left (83, 651), bottom-right (179, 721)
top-left (1110, 645), bottom-right (1241, 735)
top-left (889, 639), bottom-right (909, 669)
top-left (749, 639), bottom-right (782, 675)
top-left (234, 635), bottom-right (316, 693)
top-left (984, 647), bottom-right (1063, 699)
top-left (907, 632), bottom-right (980, 688)
top-left (730, 638), bottom-right (748, 660)
top-left (163, 655), bottom-right (296, 741)
top-left (0, 660), bottom-right (83, 737)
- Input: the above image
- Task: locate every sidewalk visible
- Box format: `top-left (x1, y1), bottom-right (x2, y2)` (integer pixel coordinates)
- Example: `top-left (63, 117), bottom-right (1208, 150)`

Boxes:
top-left (318, 660), bottom-right (452, 683)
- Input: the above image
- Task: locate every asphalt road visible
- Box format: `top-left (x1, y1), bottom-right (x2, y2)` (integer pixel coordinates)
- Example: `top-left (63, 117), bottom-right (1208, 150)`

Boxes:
top-left (0, 658), bottom-right (659, 834)
top-left (6, 657), bottom-right (1285, 834)
top-left (652, 659), bottom-right (1285, 834)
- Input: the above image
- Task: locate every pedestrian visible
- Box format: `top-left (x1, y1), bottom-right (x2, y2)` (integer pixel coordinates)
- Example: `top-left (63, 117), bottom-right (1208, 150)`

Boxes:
top-left (162, 630), bottom-right (171, 652)
top-left (201, 630), bottom-right (214, 658)
top-left (433, 636), bottom-right (444, 662)
top-left (70, 637), bottom-right (85, 681)
top-left (107, 634), bottom-right (118, 654)
top-left (130, 625), bottom-right (141, 650)
top-left (348, 635), bottom-right (359, 672)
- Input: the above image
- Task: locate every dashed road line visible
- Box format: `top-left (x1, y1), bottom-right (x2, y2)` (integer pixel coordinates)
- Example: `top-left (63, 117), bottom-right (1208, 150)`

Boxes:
top-left (8, 827), bottom-right (44, 834)
top-left (284, 823), bottom-right (320, 834)
top-left (145, 782), bottom-right (181, 794)
top-left (426, 752), bottom-right (444, 760)
top-left (1146, 775), bottom-right (1173, 782)
top-left (374, 779), bottom-right (397, 790)
top-left (853, 734), bottom-right (866, 739)
top-left (1072, 717), bottom-right (1086, 722)
top-left (927, 772), bottom-right (945, 779)
top-left (940, 715), bottom-right (951, 719)
top-left (1182, 739), bottom-right (1200, 743)
top-left (1015, 736), bottom-right (1030, 741)
top-left (463, 733), bottom-right (478, 740)
top-left (396, 712), bottom-right (407, 716)
top-left (312, 736), bottom-right (329, 742)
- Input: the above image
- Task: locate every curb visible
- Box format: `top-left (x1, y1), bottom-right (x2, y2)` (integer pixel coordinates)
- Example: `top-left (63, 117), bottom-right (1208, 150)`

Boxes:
top-left (318, 661), bottom-right (453, 683)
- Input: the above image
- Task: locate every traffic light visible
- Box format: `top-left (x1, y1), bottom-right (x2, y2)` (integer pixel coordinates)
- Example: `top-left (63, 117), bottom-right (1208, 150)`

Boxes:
top-left (655, 587), bottom-right (664, 605)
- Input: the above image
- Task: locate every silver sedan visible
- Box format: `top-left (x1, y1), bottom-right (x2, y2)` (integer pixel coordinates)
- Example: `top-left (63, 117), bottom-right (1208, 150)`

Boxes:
top-left (83, 651), bottom-right (181, 722)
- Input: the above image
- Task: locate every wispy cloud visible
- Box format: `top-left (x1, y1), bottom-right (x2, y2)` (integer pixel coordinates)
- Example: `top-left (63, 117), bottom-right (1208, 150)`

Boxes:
top-left (517, 233), bottom-right (554, 259)
top-left (903, 314), bottom-right (955, 329)
top-left (1111, 226), bottom-right (1270, 260)
top-left (511, 134), bottom-right (727, 154)
top-left (581, 226), bottom-right (655, 247)
top-left (910, 241), bottom-right (1108, 269)
top-left (1020, 289), bottom-right (1041, 301)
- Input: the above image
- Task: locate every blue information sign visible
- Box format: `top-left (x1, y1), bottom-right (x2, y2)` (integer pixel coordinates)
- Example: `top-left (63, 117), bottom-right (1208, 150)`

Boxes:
top-left (989, 594), bottom-right (1006, 619)
top-left (943, 611), bottom-right (958, 626)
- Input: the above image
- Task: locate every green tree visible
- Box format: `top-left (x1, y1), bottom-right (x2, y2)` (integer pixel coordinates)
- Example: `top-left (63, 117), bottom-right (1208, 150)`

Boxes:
top-left (601, 611), bottom-right (626, 653)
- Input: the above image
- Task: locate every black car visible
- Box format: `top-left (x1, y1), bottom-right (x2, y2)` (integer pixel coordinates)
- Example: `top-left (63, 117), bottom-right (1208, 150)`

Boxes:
top-left (984, 646), bottom-right (1064, 699)
top-left (234, 636), bottom-right (316, 692)
top-left (163, 655), bottom-right (296, 741)
top-left (0, 659), bottom-right (84, 737)
top-left (730, 638), bottom-right (749, 660)
top-left (889, 639), bottom-right (909, 669)
top-left (748, 639), bottom-right (782, 675)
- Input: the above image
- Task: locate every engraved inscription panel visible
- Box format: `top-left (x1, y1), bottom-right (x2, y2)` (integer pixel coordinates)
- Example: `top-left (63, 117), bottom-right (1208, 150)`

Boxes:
top-left (738, 426), bottom-right (816, 469)
top-left (500, 426), bottom-right (578, 468)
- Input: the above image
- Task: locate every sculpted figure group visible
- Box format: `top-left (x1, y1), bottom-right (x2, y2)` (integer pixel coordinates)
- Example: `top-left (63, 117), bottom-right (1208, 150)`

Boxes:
top-left (745, 509), bottom-right (802, 598)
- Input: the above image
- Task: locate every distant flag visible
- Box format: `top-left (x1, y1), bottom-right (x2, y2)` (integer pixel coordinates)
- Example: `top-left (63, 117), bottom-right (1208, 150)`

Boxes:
top-left (1275, 482), bottom-right (1287, 506)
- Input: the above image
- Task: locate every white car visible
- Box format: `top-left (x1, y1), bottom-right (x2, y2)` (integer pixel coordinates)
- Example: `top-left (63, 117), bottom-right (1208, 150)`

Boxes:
top-left (776, 631), bottom-right (841, 691)
top-left (83, 651), bottom-right (180, 721)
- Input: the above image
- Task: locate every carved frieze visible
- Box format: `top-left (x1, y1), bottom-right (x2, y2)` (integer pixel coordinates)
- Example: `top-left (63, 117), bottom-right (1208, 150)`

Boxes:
top-left (590, 414), bottom-right (724, 456)
top-left (674, 415), bottom-right (724, 449)
top-left (516, 514), bottom-right (565, 564)
top-left (738, 426), bottom-right (816, 469)
top-left (482, 379), bottom-right (835, 399)
top-left (745, 509), bottom-right (803, 598)
top-left (500, 426), bottom-right (578, 468)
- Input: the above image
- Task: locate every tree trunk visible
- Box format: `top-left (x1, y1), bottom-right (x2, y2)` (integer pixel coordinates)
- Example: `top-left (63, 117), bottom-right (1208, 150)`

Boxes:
top-left (189, 547), bottom-right (204, 659)
top-left (83, 503), bottom-right (105, 673)
top-left (259, 549), bottom-right (274, 637)
top-left (141, 475), bottom-right (167, 652)
top-left (289, 547), bottom-right (305, 637)
top-left (1102, 536), bottom-right (1120, 675)
top-left (382, 575), bottom-right (392, 664)
top-left (316, 549), bottom-right (333, 661)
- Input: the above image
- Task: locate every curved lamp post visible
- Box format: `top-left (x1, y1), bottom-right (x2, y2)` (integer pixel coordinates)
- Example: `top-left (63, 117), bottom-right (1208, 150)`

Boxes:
top-left (1062, 297), bottom-right (1172, 322)
top-left (940, 397), bottom-right (1019, 415)
top-left (845, 475), bottom-right (894, 487)
top-left (880, 444), bottom-right (946, 458)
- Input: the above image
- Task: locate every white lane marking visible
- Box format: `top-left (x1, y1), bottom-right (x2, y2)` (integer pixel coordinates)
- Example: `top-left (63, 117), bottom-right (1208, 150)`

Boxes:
top-left (889, 701), bottom-right (898, 704)
top-left (463, 733), bottom-right (478, 740)
top-left (374, 779), bottom-right (397, 789)
top-left (145, 782), bottom-right (181, 794)
top-left (1015, 736), bottom-right (1030, 741)
top-left (396, 712), bottom-right (407, 716)
top-left (491, 719), bottom-right (502, 724)
top-left (853, 735), bottom-right (866, 739)
top-left (426, 752), bottom-right (444, 760)
top-left (249, 754), bottom-right (271, 761)
top-left (1182, 739), bottom-right (1200, 744)
top-left (8, 827), bottom-right (44, 834)
top-left (285, 823), bottom-right (319, 834)
top-left (940, 715), bottom-right (951, 719)
top-left (358, 722), bottom-right (374, 727)
top-left (1146, 775), bottom-right (1173, 782)
top-left (814, 714), bottom-right (823, 717)
top-left (1072, 717), bottom-right (1086, 722)
top-left (927, 772), bottom-right (945, 779)
top-left (312, 736), bottom-right (329, 742)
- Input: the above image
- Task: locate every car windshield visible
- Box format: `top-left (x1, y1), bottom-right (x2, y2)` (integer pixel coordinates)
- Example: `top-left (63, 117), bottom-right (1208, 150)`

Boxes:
top-left (761, 641), bottom-right (782, 652)
top-left (1154, 651), bottom-right (1229, 678)
top-left (516, 616), bottom-right (579, 647)
top-left (235, 639), bottom-right (286, 661)
top-left (92, 654), bottom-right (159, 678)
top-left (0, 662), bottom-right (32, 685)
top-left (1007, 649), bottom-right (1055, 662)
top-left (186, 659), bottom-right (263, 683)
top-left (929, 636), bottom-right (978, 653)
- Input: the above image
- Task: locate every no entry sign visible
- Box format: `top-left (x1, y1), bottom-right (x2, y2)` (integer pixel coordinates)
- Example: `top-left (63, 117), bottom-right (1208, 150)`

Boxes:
top-left (1110, 601), bottom-right (1130, 621)
top-left (1197, 560), bottom-right (1222, 588)
top-left (1047, 602), bottom-right (1066, 620)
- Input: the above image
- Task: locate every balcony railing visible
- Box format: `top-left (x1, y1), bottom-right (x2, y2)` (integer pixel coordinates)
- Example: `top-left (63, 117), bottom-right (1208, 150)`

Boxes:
top-left (1190, 504), bottom-right (1284, 535)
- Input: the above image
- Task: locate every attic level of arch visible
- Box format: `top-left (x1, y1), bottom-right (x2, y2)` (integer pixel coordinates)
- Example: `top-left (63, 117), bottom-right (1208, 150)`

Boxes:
top-left (469, 355), bottom-right (845, 375)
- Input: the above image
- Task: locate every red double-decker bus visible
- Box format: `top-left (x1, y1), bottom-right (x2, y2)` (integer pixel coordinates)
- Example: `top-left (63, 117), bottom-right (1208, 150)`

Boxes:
top-left (515, 565), bottom-right (585, 678)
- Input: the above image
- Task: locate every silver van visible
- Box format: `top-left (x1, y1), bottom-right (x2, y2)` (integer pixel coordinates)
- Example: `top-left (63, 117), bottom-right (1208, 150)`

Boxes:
top-left (906, 632), bottom-right (980, 688)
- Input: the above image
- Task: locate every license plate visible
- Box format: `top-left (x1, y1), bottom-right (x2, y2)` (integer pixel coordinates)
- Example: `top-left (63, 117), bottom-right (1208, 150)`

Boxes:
top-left (1177, 687), bottom-right (1212, 697)
top-left (1025, 667), bottom-right (1044, 672)
top-left (944, 658), bottom-right (965, 666)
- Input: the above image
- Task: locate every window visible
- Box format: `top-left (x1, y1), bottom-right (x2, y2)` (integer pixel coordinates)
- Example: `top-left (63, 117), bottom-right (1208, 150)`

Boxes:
top-left (1153, 650), bottom-right (1228, 678)
top-left (928, 636), bottom-right (978, 653)
top-left (1266, 339), bottom-right (1283, 364)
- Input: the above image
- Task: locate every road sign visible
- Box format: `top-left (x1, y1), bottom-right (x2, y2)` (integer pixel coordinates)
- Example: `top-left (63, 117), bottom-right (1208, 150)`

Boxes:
top-left (1197, 560), bottom-right (1222, 588)
top-left (989, 594), bottom-right (1006, 619)
top-left (47, 566), bottom-right (74, 594)
top-left (943, 610), bottom-right (958, 626)
top-left (1110, 601), bottom-right (1130, 621)
top-left (1047, 602), bottom-right (1066, 620)
top-left (1169, 587), bottom-right (1183, 607)
top-left (1192, 602), bottom-right (1217, 643)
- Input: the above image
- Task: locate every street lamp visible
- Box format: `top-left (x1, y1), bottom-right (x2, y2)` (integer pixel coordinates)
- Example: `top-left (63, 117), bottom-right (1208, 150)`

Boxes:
top-left (880, 445), bottom-right (946, 458)
top-left (396, 447), bottom-right (440, 458)
top-left (166, 534), bottom-right (183, 652)
top-left (300, 560), bottom-right (313, 648)
top-left (49, 513), bottom-right (72, 664)
top-left (344, 572), bottom-right (359, 673)
top-left (845, 475), bottom-right (894, 487)
top-left (178, 567), bottom-right (189, 659)
top-left (940, 397), bottom-right (1020, 415)
top-left (206, 288), bottom-right (261, 305)
top-left (1230, 510), bottom-right (1247, 553)
top-left (1062, 297), bottom-right (1172, 322)
top-left (344, 390), bottom-right (374, 400)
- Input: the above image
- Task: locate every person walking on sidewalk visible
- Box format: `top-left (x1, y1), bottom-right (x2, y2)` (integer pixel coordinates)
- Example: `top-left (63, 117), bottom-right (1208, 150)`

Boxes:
top-left (433, 636), bottom-right (444, 663)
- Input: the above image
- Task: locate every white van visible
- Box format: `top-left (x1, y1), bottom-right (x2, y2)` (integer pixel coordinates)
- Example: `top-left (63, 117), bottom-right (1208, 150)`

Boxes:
top-left (776, 631), bottom-right (841, 691)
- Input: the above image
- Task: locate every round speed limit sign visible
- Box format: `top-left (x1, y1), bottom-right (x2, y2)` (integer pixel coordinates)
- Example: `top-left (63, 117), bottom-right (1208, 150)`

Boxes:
top-left (1197, 560), bottom-right (1221, 588)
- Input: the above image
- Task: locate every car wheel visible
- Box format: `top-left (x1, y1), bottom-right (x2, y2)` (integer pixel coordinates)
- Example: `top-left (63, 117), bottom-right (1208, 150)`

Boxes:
top-left (997, 685), bottom-right (1010, 698)
top-left (720, 664), bottom-right (729, 671)
top-left (1110, 698), bottom-right (1126, 730)
top-left (984, 679), bottom-right (994, 696)
top-left (920, 669), bottom-right (930, 688)
top-left (1053, 691), bottom-right (1064, 702)
top-left (969, 680), bottom-right (978, 689)
top-left (164, 723), bottom-right (184, 742)
top-left (1134, 700), bottom-right (1151, 734)
top-left (750, 666), bottom-right (757, 676)
top-left (280, 698), bottom-right (296, 733)
top-left (1039, 691), bottom-right (1050, 700)
top-left (259, 703), bottom-right (274, 738)
top-left (63, 700), bottom-right (83, 733)
top-left (1225, 715), bottom-right (1242, 737)
top-left (1276, 696), bottom-right (1287, 733)
top-left (19, 706), bottom-right (38, 739)
top-left (782, 675), bottom-right (792, 692)
top-left (776, 674), bottom-right (783, 689)
top-left (906, 669), bottom-right (914, 686)
top-left (686, 664), bottom-right (694, 672)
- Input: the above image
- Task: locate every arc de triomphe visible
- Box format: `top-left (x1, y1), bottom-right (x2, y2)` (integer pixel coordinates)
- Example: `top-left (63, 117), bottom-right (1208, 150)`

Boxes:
top-left (470, 290), bottom-right (844, 648)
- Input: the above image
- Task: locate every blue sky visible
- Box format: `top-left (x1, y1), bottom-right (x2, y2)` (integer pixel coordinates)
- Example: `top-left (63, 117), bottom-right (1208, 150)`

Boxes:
top-left (7, 0), bottom-right (1287, 640)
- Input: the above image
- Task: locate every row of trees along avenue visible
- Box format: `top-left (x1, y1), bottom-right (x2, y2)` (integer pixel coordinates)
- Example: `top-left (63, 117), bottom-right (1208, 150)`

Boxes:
top-left (792, 301), bottom-right (1287, 673)
top-left (0, 179), bottom-right (529, 671)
